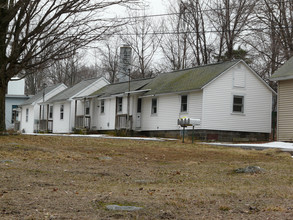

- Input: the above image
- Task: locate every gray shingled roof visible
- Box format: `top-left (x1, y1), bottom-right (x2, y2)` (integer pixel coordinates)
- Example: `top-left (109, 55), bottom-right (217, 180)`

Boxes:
top-left (90, 78), bottom-right (153, 98)
top-left (46, 78), bottom-right (102, 103)
top-left (271, 56), bottom-right (293, 81)
top-left (21, 83), bottom-right (64, 106)
top-left (141, 60), bottom-right (240, 96)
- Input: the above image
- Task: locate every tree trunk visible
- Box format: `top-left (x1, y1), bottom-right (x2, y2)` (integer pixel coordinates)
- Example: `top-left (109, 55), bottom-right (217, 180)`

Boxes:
top-left (0, 81), bottom-right (7, 132)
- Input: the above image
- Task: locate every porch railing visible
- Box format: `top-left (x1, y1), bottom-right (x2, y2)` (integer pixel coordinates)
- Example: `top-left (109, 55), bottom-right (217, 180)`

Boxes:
top-left (116, 114), bottom-right (132, 130)
top-left (75, 115), bottom-right (91, 129)
top-left (39, 120), bottom-right (53, 133)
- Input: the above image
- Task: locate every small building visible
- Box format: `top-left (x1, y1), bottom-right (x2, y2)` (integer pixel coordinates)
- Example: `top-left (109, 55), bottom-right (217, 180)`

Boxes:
top-left (89, 60), bottom-right (275, 141)
top-left (20, 83), bottom-right (67, 133)
top-left (271, 57), bottom-right (293, 141)
top-left (87, 78), bottom-right (152, 131)
top-left (44, 77), bottom-right (109, 133)
top-left (5, 78), bottom-right (29, 130)
top-left (139, 60), bottom-right (275, 141)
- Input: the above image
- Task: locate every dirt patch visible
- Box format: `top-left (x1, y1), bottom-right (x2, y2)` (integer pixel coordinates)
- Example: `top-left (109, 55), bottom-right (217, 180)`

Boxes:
top-left (0, 135), bottom-right (292, 219)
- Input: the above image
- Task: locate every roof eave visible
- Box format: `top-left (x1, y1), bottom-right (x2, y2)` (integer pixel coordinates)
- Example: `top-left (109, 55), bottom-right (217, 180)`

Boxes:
top-left (270, 75), bottom-right (293, 81)
top-left (73, 77), bottom-right (105, 99)
top-left (139, 88), bottom-right (202, 98)
top-left (44, 98), bottom-right (70, 104)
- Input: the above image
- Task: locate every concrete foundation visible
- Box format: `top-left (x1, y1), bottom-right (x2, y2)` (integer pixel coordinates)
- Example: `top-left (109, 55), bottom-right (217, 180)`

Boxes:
top-left (93, 129), bottom-right (270, 142)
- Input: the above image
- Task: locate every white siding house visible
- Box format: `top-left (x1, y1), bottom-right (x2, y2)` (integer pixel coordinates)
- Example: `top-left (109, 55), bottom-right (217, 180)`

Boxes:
top-left (138, 60), bottom-right (275, 140)
top-left (89, 60), bottom-right (275, 141)
top-left (5, 78), bottom-right (29, 130)
top-left (45, 77), bottom-right (109, 133)
top-left (20, 83), bottom-right (67, 133)
top-left (140, 91), bottom-right (203, 131)
top-left (88, 78), bottom-right (152, 131)
top-left (271, 56), bottom-right (293, 141)
top-left (201, 63), bottom-right (272, 133)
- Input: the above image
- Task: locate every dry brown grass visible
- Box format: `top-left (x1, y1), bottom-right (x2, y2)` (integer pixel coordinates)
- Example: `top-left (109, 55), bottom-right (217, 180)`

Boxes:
top-left (0, 135), bottom-right (293, 219)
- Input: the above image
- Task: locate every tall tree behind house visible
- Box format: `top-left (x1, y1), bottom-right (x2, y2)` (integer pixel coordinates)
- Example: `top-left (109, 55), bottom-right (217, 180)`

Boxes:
top-left (0, 0), bottom-right (136, 132)
top-left (121, 8), bottom-right (163, 79)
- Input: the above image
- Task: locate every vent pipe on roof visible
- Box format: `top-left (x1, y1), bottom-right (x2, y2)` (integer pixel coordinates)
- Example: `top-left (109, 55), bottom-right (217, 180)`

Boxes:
top-left (117, 45), bottom-right (132, 83)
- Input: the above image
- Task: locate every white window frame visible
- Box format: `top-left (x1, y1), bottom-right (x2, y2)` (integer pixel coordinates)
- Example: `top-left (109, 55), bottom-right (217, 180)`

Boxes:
top-left (25, 108), bottom-right (29, 122)
top-left (85, 100), bottom-right (90, 115)
top-left (151, 98), bottom-right (157, 115)
top-left (232, 94), bottom-right (245, 114)
top-left (117, 97), bottom-right (123, 113)
top-left (49, 105), bottom-right (53, 119)
top-left (137, 98), bottom-right (142, 113)
top-left (11, 105), bottom-right (18, 123)
top-left (60, 104), bottom-right (64, 120)
top-left (180, 95), bottom-right (188, 113)
top-left (100, 99), bottom-right (105, 114)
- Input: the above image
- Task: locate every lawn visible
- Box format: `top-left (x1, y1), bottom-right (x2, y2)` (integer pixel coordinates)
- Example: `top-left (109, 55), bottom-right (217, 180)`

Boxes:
top-left (0, 135), bottom-right (292, 219)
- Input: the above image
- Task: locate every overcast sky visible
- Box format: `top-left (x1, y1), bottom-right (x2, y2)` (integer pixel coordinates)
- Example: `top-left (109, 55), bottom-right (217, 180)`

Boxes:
top-left (146, 0), bottom-right (166, 14)
top-left (106, 0), bottom-right (167, 17)
top-left (85, 0), bottom-right (168, 65)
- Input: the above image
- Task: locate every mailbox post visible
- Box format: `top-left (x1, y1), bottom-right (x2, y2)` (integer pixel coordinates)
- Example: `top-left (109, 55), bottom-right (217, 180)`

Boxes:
top-left (177, 117), bottom-right (201, 143)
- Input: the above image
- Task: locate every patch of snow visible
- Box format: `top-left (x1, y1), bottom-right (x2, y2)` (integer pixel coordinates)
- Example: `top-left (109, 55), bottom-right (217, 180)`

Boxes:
top-left (204, 141), bottom-right (293, 151)
top-left (23, 133), bottom-right (177, 142)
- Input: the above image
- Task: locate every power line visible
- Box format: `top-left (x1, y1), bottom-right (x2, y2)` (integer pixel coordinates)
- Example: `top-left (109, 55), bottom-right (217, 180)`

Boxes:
top-left (1, 1), bottom-right (292, 43)
top-left (102, 0), bottom-right (293, 21)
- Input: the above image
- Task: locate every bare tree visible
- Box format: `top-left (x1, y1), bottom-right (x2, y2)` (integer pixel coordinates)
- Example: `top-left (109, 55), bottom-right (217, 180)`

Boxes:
top-left (182, 0), bottom-right (212, 66)
top-left (121, 8), bottom-right (163, 78)
top-left (25, 69), bottom-right (46, 95)
top-left (250, 0), bottom-right (293, 79)
top-left (96, 38), bottom-right (121, 83)
top-left (262, 0), bottom-right (293, 60)
top-left (161, 0), bottom-right (191, 70)
top-left (207, 0), bottom-right (256, 61)
top-left (0, 0), bottom-right (135, 131)
top-left (44, 50), bottom-right (98, 87)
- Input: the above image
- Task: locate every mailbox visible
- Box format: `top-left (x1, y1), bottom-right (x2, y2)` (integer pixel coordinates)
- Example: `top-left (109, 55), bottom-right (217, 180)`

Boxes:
top-left (178, 117), bottom-right (201, 127)
top-left (177, 117), bottom-right (201, 143)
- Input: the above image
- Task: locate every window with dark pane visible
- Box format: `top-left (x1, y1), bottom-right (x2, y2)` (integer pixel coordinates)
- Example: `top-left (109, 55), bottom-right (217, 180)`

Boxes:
top-left (151, 98), bottom-right (157, 114)
top-left (101, 99), bottom-right (105, 113)
top-left (49, 105), bottom-right (53, 119)
top-left (117, 97), bottom-right (123, 112)
top-left (26, 108), bottom-right (29, 122)
top-left (60, 105), bottom-right (64, 119)
top-left (181, 95), bottom-right (188, 112)
top-left (85, 100), bottom-right (90, 115)
top-left (233, 95), bottom-right (244, 113)
top-left (11, 105), bottom-right (18, 123)
top-left (137, 98), bottom-right (142, 113)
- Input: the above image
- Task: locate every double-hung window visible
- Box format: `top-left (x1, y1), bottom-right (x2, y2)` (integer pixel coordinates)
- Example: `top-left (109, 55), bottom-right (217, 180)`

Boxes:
top-left (60, 104), bottom-right (64, 119)
top-left (85, 100), bottom-right (90, 115)
top-left (233, 95), bottom-right (244, 113)
top-left (117, 97), bottom-right (123, 113)
top-left (49, 105), bottom-right (53, 119)
top-left (181, 95), bottom-right (188, 112)
top-left (137, 98), bottom-right (142, 113)
top-left (151, 98), bottom-right (157, 115)
top-left (100, 99), bottom-right (105, 114)
top-left (11, 105), bottom-right (18, 123)
top-left (25, 108), bottom-right (29, 122)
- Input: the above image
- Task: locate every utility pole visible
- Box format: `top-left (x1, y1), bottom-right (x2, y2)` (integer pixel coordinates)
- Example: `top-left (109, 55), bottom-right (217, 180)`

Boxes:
top-left (42, 83), bottom-right (47, 132)
top-left (127, 68), bottom-right (131, 131)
